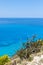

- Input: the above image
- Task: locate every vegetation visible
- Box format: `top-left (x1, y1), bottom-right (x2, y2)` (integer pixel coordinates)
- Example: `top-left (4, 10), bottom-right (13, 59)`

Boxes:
top-left (0, 35), bottom-right (43, 64)
top-left (28, 56), bottom-right (33, 61)
top-left (17, 35), bottom-right (43, 60)
top-left (0, 55), bottom-right (10, 65)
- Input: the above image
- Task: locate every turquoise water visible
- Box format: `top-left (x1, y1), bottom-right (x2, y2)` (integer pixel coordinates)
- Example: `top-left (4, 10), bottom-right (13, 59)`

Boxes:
top-left (0, 18), bottom-right (43, 57)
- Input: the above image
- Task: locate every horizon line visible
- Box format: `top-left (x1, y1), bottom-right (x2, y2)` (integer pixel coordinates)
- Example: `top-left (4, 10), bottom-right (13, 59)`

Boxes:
top-left (0, 17), bottom-right (43, 19)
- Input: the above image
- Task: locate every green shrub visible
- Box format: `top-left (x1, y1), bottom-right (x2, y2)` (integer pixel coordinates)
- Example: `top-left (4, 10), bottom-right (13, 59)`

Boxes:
top-left (17, 49), bottom-right (25, 59)
top-left (17, 35), bottom-right (43, 59)
top-left (0, 55), bottom-right (10, 65)
top-left (28, 56), bottom-right (33, 61)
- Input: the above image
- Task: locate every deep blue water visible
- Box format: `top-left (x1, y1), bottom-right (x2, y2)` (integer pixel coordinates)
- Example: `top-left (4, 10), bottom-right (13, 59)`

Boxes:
top-left (0, 18), bottom-right (43, 57)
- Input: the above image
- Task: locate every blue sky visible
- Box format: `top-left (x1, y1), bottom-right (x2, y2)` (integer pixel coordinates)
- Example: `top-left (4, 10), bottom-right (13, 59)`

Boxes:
top-left (0, 0), bottom-right (42, 18)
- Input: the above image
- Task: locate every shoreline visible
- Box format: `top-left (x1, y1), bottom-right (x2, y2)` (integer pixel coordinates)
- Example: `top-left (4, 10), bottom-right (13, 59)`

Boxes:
top-left (0, 36), bottom-right (43, 65)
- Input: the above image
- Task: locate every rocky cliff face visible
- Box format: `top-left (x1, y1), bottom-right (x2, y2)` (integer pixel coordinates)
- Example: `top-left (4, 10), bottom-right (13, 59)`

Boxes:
top-left (5, 51), bottom-right (43, 65)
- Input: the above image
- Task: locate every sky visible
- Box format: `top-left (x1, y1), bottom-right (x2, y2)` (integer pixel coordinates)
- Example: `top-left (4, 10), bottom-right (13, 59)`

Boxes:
top-left (0, 0), bottom-right (42, 18)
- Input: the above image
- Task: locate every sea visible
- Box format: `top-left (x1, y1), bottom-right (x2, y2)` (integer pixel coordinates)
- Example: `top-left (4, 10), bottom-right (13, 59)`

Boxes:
top-left (0, 18), bottom-right (43, 57)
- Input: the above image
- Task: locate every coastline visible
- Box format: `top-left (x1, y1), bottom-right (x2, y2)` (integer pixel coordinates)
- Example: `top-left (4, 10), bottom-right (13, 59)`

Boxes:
top-left (0, 36), bottom-right (43, 65)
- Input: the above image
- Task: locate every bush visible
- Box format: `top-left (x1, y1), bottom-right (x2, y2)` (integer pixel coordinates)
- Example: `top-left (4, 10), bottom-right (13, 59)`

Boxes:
top-left (28, 56), bottom-right (33, 61)
top-left (17, 49), bottom-right (26, 59)
top-left (0, 55), bottom-right (10, 65)
top-left (17, 35), bottom-right (43, 59)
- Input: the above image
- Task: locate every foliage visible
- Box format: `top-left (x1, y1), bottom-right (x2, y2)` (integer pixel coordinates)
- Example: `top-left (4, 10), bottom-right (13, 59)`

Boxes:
top-left (17, 35), bottom-right (43, 59)
top-left (0, 35), bottom-right (43, 64)
top-left (0, 55), bottom-right (10, 65)
top-left (28, 56), bottom-right (33, 61)
top-left (17, 49), bottom-right (26, 59)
